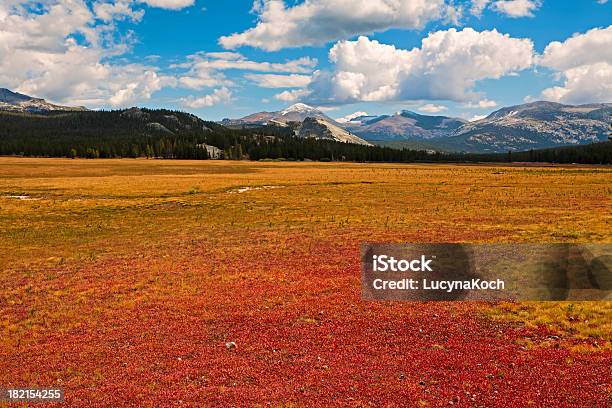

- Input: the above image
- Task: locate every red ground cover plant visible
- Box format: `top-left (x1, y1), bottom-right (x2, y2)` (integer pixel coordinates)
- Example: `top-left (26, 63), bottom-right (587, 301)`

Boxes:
top-left (2, 233), bottom-right (610, 407)
top-left (1, 160), bottom-right (610, 406)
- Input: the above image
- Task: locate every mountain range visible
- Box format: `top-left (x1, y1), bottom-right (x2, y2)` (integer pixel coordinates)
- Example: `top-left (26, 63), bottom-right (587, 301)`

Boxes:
top-left (230, 101), bottom-right (611, 153)
top-left (437, 101), bottom-right (611, 152)
top-left (222, 103), bottom-right (372, 145)
top-left (342, 111), bottom-right (467, 141)
top-left (2, 87), bottom-right (610, 152)
top-left (0, 88), bottom-right (87, 113)
top-left (297, 117), bottom-right (372, 146)
top-left (222, 103), bottom-right (333, 126)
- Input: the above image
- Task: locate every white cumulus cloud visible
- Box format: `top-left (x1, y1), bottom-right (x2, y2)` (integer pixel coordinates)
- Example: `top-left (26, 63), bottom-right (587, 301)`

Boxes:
top-left (180, 87), bottom-right (232, 108)
top-left (299, 29), bottom-right (534, 105)
top-left (244, 73), bottom-right (312, 88)
top-left (274, 89), bottom-right (310, 102)
top-left (540, 63), bottom-right (612, 104)
top-left (175, 52), bottom-right (317, 91)
top-left (538, 26), bottom-right (612, 71)
top-left (538, 26), bottom-right (612, 104)
top-left (94, 0), bottom-right (144, 22)
top-left (464, 99), bottom-right (498, 108)
top-left (335, 111), bottom-right (369, 123)
top-left (492, 0), bottom-right (540, 17)
top-left (418, 104), bottom-right (447, 113)
top-left (470, 0), bottom-right (490, 16)
top-left (141, 0), bottom-right (194, 10)
top-left (219, 0), bottom-right (451, 51)
top-left (470, 0), bottom-right (540, 18)
top-left (0, 0), bottom-right (190, 107)
top-left (175, 52), bottom-right (317, 73)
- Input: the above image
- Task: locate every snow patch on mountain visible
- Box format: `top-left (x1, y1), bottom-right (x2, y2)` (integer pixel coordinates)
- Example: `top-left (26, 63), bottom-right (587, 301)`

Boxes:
top-left (227, 103), bottom-right (334, 126)
top-left (280, 103), bottom-right (320, 115)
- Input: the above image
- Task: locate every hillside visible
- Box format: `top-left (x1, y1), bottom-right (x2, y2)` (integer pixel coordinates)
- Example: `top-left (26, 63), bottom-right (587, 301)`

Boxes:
top-left (0, 109), bottom-right (242, 159)
top-left (0, 88), bottom-right (87, 113)
top-left (223, 103), bottom-right (334, 126)
top-left (344, 111), bottom-right (466, 141)
top-left (222, 101), bottom-right (612, 153)
top-left (440, 101), bottom-right (611, 152)
top-left (297, 117), bottom-right (372, 146)
top-left (0, 109), bottom-right (402, 162)
top-left (0, 89), bottom-right (609, 164)
top-left (224, 103), bottom-right (371, 145)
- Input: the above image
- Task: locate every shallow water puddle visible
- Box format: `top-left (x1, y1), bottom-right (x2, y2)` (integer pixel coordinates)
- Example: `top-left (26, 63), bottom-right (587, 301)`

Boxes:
top-left (3, 195), bottom-right (41, 201)
top-left (227, 185), bottom-right (285, 194)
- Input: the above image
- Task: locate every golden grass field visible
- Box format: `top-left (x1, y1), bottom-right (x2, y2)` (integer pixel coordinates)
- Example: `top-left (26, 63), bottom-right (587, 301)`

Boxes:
top-left (0, 157), bottom-right (610, 406)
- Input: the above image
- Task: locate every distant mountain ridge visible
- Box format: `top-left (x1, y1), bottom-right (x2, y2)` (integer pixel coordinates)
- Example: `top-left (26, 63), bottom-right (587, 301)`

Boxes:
top-left (343, 110), bottom-right (467, 141)
top-left (224, 103), bottom-right (335, 126)
top-left (2, 87), bottom-right (610, 153)
top-left (226, 101), bottom-right (612, 152)
top-left (224, 103), bottom-right (371, 146)
top-left (1, 99), bottom-right (609, 164)
top-left (438, 101), bottom-right (612, 152)
top-left (0, 88), bottom-right (87, 113)
top-left (297, 117), bottom-right (372, 146)
top-left (341, 102), bottom-right (611, 152)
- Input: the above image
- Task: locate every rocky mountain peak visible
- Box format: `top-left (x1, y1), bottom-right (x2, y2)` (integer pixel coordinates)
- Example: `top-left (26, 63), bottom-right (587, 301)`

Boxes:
top-left (0, 88), bottom-right (33, 104)
top-left (0, 88), bottom-right (87, 113)
top-left (280, 103), bottom-right (319, 115)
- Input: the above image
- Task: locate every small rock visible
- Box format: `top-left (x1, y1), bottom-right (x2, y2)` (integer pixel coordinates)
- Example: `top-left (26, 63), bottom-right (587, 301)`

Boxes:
top-left (225, 341), bottom-right (237, 351)
top-left (547, 335), bottom-right (560, 340)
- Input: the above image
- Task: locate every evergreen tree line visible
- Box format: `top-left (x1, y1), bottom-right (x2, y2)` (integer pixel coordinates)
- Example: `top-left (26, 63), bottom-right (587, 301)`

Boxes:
top-left (0, 110), bottom-right (610, 164)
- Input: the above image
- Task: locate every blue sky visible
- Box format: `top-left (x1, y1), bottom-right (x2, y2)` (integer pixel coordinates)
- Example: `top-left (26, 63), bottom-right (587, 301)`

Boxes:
top-left (1, 0), bottom-right (611, 121)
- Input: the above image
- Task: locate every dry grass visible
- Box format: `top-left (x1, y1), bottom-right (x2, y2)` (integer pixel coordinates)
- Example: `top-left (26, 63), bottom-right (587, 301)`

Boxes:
top-left (1, 158), bottom-right (609, 266)
top-left (1, 158), bottom-right (611, 405)
top-left (488, 301), bottom-right (612, 342)
top-left (1, 157), bottom-right (610, 344)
